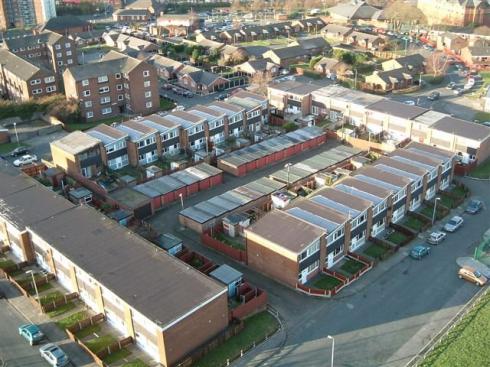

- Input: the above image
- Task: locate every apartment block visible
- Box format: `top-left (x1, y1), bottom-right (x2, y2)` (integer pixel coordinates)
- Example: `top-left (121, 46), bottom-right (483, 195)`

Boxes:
top-left (134, 114), bottom-right (181, 156)
top-left (0, 164), bottom-right (228, 366)
top-left (267, 80), bottom-right (321, 116)
top-left (50, 131), bottom-right (104, 178)
top-left (228, 90), bottom-right (269, 132)
top-left (63, 51), bottom-right (159, 121)
top-left (3, 31), bottom-right (77, 75)
top-left (115, 120), bottom-right (159, 166)
top-left (0, 49), bottom-right (58, 101)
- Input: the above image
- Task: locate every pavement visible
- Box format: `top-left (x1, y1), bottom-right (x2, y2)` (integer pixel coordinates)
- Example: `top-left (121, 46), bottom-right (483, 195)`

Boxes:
top-left (0, 279), bottom-right (97, 367)
top-left (151, 165), bottom-right (490, 367)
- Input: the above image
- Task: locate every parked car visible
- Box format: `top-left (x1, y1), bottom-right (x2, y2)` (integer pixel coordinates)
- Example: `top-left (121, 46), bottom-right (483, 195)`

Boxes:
top-left (465, 199), bottom-right (483, 214)
top-left (183, 91), bottom-right (194, 98)
top-left (410, 245), bottom-right (431, 260)
top-left (215, 94), bottom-right (227, 101)
top-left (19, 324), bottom-right (44, 345)
top-left (458, 266), bottom-right (487, 286)
top-left (444, 215), bottom-right (464, 232)
top-left (403, 100), bottom-right (416, 106)
top-left (454, 88), bottom-right (464, 96)
top-left (427, 231), bottom-right (447, 245)
top-left (10, 146), bottom-right (29, 157)
top-left (13, 154), bottom-right (37, 167)
top-left (428, 91), bottom-right (440, 101)
top-left (172, 105), bottom-right (185, 112)
top-left (446, 82), bottom-right (456, 89)
top-left (40, 344), bottom-right (69, 367)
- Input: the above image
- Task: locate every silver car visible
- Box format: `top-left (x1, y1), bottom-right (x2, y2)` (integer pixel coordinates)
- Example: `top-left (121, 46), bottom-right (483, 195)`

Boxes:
top-left (39, 343), bottom-right (69, 367)
top-left (427, 231), bottom-right (447, 245)
top-left (444, 216), bottom-right (464, 232)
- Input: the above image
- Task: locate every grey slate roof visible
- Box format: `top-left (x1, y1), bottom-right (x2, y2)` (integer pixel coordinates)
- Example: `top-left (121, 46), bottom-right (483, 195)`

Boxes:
top-left (65, 51), bottom-right (141, 80)
top-left (367, 100), bottom-right (428, 120)
top-left (265, 45), bottom-right (306, 60)
top-left (432, 116), bottom-right (490, 141)
top-left (41, 15), bottom-right (89, 31)
top-left (4, 31), bottom-right (63, 50)
top-left (0, 49), bottom-right (49, 79)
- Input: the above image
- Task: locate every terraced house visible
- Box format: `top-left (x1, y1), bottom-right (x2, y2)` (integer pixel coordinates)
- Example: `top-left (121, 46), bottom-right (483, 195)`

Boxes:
top-left (0, 163), bottom-right (229, 367)
top-left (63, 51), bottom-right (159, 121)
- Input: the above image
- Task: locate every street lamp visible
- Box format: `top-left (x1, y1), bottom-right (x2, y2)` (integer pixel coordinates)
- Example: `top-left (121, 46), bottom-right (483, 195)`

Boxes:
top-left (179, 193), bottom-right (184, 210)
top-left (25, 270), bottom-right (39, 301)
top-left (327, 335), bottom-right (335, 367)
top-left (285, 163), bottom-right (292, 189)
top-left (432, 197), bottom-right (441, 225)
top-left (13, 122), bottom-right (19, 145)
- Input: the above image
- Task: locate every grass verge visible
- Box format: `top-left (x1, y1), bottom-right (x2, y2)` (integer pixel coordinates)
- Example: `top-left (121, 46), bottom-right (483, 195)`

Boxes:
top-left (420, 291), bottom-right (490, 367)
top-left (193, 311), bottom-right (279, 367)
top-left (56, 311), bottom-right (88, 330)
top-left (469, 157), bottom-right (490, 179)
top-left (64, 115), bottom-right (126, 132)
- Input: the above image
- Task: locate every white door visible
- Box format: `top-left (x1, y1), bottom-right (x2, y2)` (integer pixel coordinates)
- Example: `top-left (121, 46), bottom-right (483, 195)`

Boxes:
top-left (327, 253), bottom-right (334, 268)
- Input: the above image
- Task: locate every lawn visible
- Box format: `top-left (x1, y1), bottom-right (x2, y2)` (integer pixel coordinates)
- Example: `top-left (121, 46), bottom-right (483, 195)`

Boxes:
top-left (239, 37), bottom-right (292, 47)
top-left (451, 185), bottom-right (468, 199)
top-left (39, 290), bottom-right (63, 305)
top-left (30, 282), bottom-right (53, 295)
top-left (363, 243), bottom-right (389, 259)
top-left (47, 302), bottom-right (76, 318)
top-left (122, 359), bottom-right (149, 367)
top-left (403, 217), bottom-right (425, 232)
top-left (64, 115), bottom-right (126, 132)
top-left (85, 334), bottom-right (117, 354)
top-left (193, 311), bottom-right (279, 367)
top-left (340, 259), bottom-right (365, 275)
top-left (56, 310), bottom-right (88, 330)
top-left (420, 292), bottom-right (490, 367)
top-left (440, 195), bottom-right (455, 209)
top-left (214, 232), bottom-right (246, 251)
top-left (310, 274), bottom-right (343, 290)
top-left (473, 111), bottom-right (490, 122)
top-left (0, 258), bottom-right (16, 270)
top-left (189, 257), bottom-right (204, 268)
top-left (0, 142), bottom-right (26, 155)
top-left (159, 98), bottom-right (175, 111)
top-left (103, 348), bottom-right (131, 364)
top-left (76, 324), bottom-right (101, 339)
top-left (469, 157), bottom-right (490, 178)
top-left (386, 231), bottom-right (409, 246)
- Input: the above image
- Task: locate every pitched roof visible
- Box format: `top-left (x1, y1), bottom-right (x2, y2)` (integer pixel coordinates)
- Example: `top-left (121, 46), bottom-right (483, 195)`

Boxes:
top-left (431, 116), bottom-right (490, 141)
top-left (367, 68), bottom-right (413, 84)
top-left (328, 1), bottom-right (381, 20)
top-left (114, 8), bottom-right (149, 16)
top-left (295, 36), bottom-right (331, 51)
top-left (182, 68), bottom-right (224, 86)
top-left (0, 49), bottom-right (49, 80)
top-left (65, 51), bottom-right (142, 80)
top-left (466, 46), bottom-right (490, 56)
top-left (4, 31), bottom-right (64, 50)
top-left (367, 100), bottom-right (428, 119)
top-left (264, 45), bottom-right (306, 59)
top-left (382, 53), bottom-right (425, 71)
top-left (29, 205), bottom-right (226, 328)
top-left (42, 15), bottom-right (89, 32)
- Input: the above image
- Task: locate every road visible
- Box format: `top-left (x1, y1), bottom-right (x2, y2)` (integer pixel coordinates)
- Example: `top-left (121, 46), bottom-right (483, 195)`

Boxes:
top-left (0, 293), bottom-right (47, 367)
top-left (149, 152), bottom-right (489, 367)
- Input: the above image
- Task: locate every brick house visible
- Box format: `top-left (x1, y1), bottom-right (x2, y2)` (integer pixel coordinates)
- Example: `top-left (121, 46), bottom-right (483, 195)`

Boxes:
top-left (63, 51), bottom-right (159, 121)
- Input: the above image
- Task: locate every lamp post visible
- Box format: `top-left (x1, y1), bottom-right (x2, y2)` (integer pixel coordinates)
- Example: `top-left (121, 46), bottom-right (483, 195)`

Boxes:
top-left (327, 335), bottom-right (335, 367)
top-left (285, 163), bottom-right (292, 189)
top-left (13, 122), bottom-right (19, 145)
top-left (432, 197), bottom-right (440, 225)
top-left (26, 270), bottom-right (39, 301)
top-left (179, 193), bottom-right (184, 210)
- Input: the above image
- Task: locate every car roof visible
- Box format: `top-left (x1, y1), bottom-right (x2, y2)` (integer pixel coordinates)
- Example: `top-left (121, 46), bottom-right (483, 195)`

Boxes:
top-left (22, 324), bottom-right (40, 332)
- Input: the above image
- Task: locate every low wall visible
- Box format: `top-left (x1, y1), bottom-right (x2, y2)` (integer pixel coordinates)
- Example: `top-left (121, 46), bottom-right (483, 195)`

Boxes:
top-left (340, 133), bottom-right (398, 153)
top-left (201, 232), bottom-right (247, 263)
top-left (230, 288), bottom-right (267, 320)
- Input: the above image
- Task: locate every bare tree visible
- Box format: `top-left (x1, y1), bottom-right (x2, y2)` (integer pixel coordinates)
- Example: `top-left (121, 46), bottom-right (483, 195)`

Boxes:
top-left (249, 72), bottom-right (274, 96)
top-left (425, 51), bottom-right (448, 76)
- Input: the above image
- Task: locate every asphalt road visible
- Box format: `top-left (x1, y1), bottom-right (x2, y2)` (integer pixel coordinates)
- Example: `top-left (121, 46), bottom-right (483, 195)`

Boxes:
top-left (0, 296), bottom-right (48, 367)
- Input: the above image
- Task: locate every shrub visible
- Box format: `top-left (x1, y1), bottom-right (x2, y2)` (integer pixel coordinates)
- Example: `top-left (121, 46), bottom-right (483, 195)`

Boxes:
top-left (283, 121), bottom-right (298, 132)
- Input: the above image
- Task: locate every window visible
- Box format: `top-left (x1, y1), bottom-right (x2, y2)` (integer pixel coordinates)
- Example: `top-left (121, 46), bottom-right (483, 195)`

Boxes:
top-left (118, 94), bottom-right (124, 101)
top-left (86, 111), bottom-right (94, 118)
top-left (56, 52), bottom-right (62, 58)
top-left (82, 79), bottom-right (89, 86)
top-left (99, 86), bottom-right (110, 94)
top-left (55, 44), bottom-right (61, 50)
top-left (67, 59), bottom-right (73, 65)
top-left (143, 70), bottom-right (150, 77)
top-left (98, 75), bottom-right (108, 83)
top-left (115, 73), bottom-right (121, 79)
top-left (85, 101), bottom-right (92, 108)
top-left (143, 80), bottom-right (151, 87)
top-left (46, 86), bottom-right (56, 92)
top-left (44, 76), bottom-right (55, 84)
top-left (100, 96), bottom-right (111, 104)
top-left (333, 245), bottom-right (343, 257)
top-left (65, 42), bottom-right (71, 48)
top-left (30, 79), bottom-right (41, 85)
top-left (116, 84), bottom-right (123, 91)
top-left (32, 89), bottom-right (42, 95)
top-left (144, 91), bottom-right (152, 98)
top-left (66, 50), bottom-right (72, 56)
top-left (146, 101), bottom-right (152, 108)
top-left (101, 107), bottom-right (112, 115)
top-left (57, 61), bottom-right (63, 66)
top-left (299, 240), bottom-right (320, 261)
top-left (83, 90), bottom-right (91, 97)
